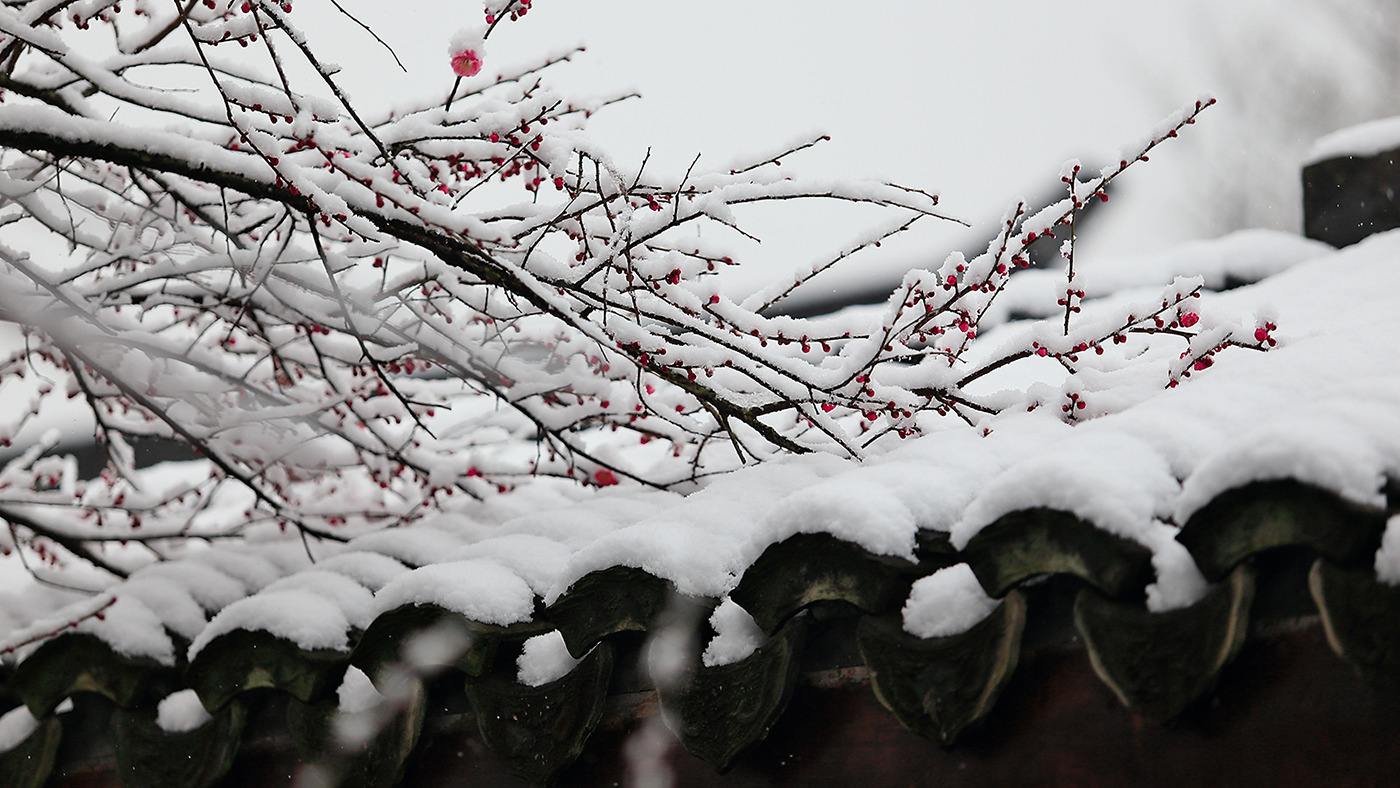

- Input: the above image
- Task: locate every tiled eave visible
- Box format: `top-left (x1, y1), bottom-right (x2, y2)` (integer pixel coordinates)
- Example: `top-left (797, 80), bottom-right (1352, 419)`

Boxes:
top-left (1, 476), bottom-right (1398, 787)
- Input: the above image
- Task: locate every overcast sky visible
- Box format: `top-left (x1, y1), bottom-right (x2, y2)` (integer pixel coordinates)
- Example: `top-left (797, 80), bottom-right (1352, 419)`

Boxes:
top-left (298, 0), bottom-right (1398, 303)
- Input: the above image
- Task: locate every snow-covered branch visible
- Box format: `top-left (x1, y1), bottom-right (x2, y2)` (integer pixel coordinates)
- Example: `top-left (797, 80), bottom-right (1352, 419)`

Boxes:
top-left (0, 1), bottom-right (1252, 583)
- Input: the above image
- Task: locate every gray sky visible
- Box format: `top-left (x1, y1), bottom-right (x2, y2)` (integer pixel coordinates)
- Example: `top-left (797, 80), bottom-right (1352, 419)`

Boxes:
top-left (307, 1), bottom-right (1212, 297)
top-left (301, 0), bottom-right (1389, 304)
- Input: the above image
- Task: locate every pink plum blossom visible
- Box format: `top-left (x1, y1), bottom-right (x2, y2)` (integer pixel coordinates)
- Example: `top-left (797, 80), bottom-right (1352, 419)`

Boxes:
top-left (451, 49), bottom-right (483, 77)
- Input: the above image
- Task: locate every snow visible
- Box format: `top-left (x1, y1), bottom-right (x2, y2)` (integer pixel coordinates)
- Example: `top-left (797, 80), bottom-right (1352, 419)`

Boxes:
top-left (188, 590), bottom-right (352, 659)
top-left (954, 425), bottom-right (1179, 548)
top-left (0, 584), bottom-right (83, 645)
top-left (261, 571), bottom-right (375, 631)
top-left (156, 689), bottom-right (213, 733)
top-left (0, 704), bottom-right (38, 753)
top-left (1174, 409), bottom-right (1388, 523)
top-left (253, 543), bottom-right (317, 577)
top-left (832, 453), bottom-right (994, 536)
top-left (0, 592), bottom-right (173, 666)
top-left (333, 664), bottom-right (388, 749)
top-left (451, 535), bottom-right (571, 597)
top-left (448, 27), bottom-right (486, 56)
top-left (372, 560), bottom-right (535, 627)
top-left (1143, 526), bottom-right (1211, 612)
top-left (4, 227), bottom-right (1400, 658)
top-left (186, 550), bottom-right (284, 593)
top-left (1375, 516), bottom-right (1400, 586)
top-left (701, 598), bottom-right (764, 667)
top-left (548, 456), bottom-right (848, 601)
top-left (930, 232), bottom-right (1400, 608)
top-left (757, 478), bottom-right (918, 561)
top-left (980, 230), bottom-right (1326, 329)
top-left (314, 551), bottom-right (408, 592)
top-left (1308, 115), bottom-right (1400, 163)
top-left (902, 565), bottom-right (1000, 639)
top-left (337, 666), bottom-right (384, 713)
top-left (133, 562), bottom-right (247, 613)
top-left (517, 631), bottom-right (581, 686)
top-left (117, 578), bottom-right (208, 643)
top-left (489, 494), bottom-right (674, 547)
top-left (346, 526), bottom-right (472, 567)
top-left (72, 596), bottom-right (175, 665)
top-left (549, 520), bottom-right (744, 603)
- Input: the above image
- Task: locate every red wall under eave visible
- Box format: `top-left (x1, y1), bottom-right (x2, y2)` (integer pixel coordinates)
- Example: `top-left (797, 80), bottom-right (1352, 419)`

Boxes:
top-left (49, 622), bottom-right (1400, 787)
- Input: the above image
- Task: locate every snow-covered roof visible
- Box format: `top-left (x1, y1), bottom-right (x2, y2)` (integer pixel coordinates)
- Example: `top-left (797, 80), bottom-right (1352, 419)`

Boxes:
top-left (1308, 114), bottom-right (1400, 164)
top-left (2, 229), bottom-right (1399, 782)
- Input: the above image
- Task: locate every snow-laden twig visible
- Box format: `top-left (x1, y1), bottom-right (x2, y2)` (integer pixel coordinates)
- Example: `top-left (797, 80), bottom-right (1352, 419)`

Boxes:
top-left (0, 3), bottom-right (1246, 584)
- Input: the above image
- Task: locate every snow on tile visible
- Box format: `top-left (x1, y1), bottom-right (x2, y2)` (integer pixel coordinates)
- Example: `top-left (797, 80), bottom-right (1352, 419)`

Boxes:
top-left (6, 228), bottom-right (1400, 647)
top-left (702, 598), bottom-right (764, 667)
top-left (185, 549), bottom-right (284, 593)
top-left (1375, 516), bottom-right (1400, 586)
top-left (2, 594), bottom-right (181, 666)
top-left (981, 230), bottom-right (1327, 329)
top-left (189, 589), bottom-right (352, 659)
top-left (132, 562), bottom-right (246, 613)
top-left (492, 493), bottom-right (669, 547)
top-left (858, 439), bottom-right (1001, 534)
top-left (117, 577), bottom-right (208, 643)
top-left (1141, 523), bottom-right (1211, 612)
top-left (261, 571), bottom-right (375, 631)
top-left (954, 423), bottom-right (1179, 549)
top-left (902, 564), bottom-right (1000, 639)
top-left (548, 520), bottom-right (744, 603)
top-left (0, 585), bottom-right (85, 638)
top-left (156, 689), bottom-right (212, 733)
top-left (243, 542), bottom-right (315, 576)
top-left (345, 525), bottom-right (471, 567)
top-left (755, 477), bottom-right (917, 560)
top-left (313, 551), bottom-right (408, 592)
top-left (450, 535), bottom-right (571, 597)
top-left (549, 456), bottom-right (846, 601)
top-left (1308, 115), bottom-right (1400, 163)
top-left (372, 560), bottom-right (535, 627)
top-left (517, 631), bottom-right (581, 686)
top-left (0, 704), bottom-right (39, 753)
top-left (337, 666), bottom-right (383, 713)
top-left (1175, 409), bottom-right (1387, 523)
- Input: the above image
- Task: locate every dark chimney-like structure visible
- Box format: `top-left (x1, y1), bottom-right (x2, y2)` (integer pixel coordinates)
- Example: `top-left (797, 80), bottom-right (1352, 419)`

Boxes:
top-left (1303, 138), bottom-right (1400, 247)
